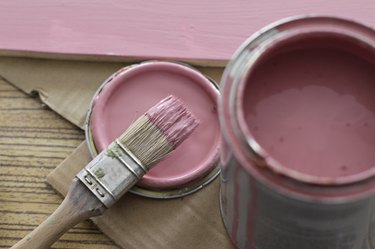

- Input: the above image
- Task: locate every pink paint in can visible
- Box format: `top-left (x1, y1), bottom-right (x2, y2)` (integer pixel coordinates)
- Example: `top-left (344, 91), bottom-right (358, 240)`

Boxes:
top-left (219, 16), bottom-right (375, 249)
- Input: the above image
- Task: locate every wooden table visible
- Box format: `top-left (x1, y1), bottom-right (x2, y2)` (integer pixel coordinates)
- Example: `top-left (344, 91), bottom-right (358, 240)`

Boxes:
top-left (0, 78), bottom-right (119, 248)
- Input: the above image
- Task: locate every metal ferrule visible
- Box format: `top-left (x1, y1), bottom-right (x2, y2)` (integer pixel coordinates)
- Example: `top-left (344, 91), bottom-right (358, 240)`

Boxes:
top-left (76, 139), bottom-right (147, 208)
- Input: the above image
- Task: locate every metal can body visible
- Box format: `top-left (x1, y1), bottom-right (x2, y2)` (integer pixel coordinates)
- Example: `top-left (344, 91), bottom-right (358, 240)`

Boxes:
top-left (219, 16), bottom-right (375, 249)
top-left (220, 158), bottom-right (374, 249)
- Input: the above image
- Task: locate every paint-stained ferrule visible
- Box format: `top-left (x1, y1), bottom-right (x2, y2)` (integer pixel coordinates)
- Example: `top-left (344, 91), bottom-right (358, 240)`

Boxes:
top-left (76, 139), bottom-right (146, 208)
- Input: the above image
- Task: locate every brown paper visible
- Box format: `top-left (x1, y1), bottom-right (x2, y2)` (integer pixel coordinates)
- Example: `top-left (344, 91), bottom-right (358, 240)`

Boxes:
top-left (0, 56), bottom-right (127, 128)
top-left (0, 56), bottom-right (234, 248)
top-left (47, 142), bottom-right (233, 249)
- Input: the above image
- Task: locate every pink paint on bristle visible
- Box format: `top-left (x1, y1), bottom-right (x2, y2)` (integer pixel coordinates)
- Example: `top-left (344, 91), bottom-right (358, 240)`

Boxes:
top-left (146, 95), bottom-right (200, 148)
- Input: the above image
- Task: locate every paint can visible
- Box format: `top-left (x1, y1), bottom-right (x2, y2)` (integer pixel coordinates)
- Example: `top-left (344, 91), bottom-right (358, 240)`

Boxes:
top-left (219, 16), bottom-right (375, 249)
top-left (86, 61), bottom-right (221, 198)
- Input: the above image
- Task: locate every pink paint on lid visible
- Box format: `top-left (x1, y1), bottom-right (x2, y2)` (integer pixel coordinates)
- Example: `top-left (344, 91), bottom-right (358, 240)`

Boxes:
top-left (90, 61), bottom-right (220, 189)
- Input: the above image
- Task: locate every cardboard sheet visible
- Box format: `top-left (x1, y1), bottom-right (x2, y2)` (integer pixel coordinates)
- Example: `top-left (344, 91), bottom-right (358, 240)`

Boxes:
top-left (0, 56), bottom-right (233, 248)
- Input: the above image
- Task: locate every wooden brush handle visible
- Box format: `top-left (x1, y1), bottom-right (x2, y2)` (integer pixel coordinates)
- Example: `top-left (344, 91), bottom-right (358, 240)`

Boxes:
top-left (11, 179), bottom-right (106, 249)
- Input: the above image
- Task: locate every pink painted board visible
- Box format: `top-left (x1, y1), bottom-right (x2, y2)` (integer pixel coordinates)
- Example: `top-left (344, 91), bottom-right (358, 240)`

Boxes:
top-left (0, 0), bottom-right (375, 65)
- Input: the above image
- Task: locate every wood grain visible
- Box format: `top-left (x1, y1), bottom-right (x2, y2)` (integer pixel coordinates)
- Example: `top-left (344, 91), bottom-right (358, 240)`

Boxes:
top-left (0, 79), bottom-right (119, 248)
top-left (11, 179), bottom-right (106, 249)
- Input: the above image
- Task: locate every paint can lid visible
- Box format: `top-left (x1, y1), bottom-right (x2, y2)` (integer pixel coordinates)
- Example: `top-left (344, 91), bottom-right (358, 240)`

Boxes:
top-left (86, 61), bottom-right (221, 198)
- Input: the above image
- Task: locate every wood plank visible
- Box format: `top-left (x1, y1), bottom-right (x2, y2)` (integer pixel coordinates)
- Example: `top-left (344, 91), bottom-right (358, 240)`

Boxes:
top-left (0, 1), bottom-right (374, 65)
top-left (0, 79), bottom-right (119, 249)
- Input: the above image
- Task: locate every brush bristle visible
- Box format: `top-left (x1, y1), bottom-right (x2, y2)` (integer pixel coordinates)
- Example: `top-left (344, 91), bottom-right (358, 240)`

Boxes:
top-left (118, 95), bottom-right (199, 168)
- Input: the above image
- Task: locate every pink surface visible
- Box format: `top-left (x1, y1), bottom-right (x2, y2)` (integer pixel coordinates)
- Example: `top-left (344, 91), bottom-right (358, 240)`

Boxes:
top-left (242, 37), bottom-right (375, 181)
top-left (1, 1), bottom-right (375, 62)
top-left (91, 62), bottom-right (220, 189)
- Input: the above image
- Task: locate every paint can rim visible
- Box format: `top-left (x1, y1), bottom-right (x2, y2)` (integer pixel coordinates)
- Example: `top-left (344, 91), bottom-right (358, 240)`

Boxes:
top-left (85, 60), bottom-right (221, 199)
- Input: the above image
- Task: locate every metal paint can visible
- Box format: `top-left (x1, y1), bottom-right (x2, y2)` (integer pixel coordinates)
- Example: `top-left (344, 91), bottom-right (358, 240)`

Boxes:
top-left (86, 61), bottom-right (221, 199)
top-left (219, 16), bottom-right (375, 249)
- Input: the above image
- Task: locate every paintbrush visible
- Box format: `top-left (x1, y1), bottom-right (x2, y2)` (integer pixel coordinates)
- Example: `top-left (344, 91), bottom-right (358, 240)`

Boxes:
top-left (11, 95), bottom-right (199, 249)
